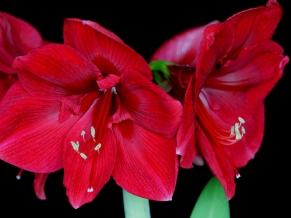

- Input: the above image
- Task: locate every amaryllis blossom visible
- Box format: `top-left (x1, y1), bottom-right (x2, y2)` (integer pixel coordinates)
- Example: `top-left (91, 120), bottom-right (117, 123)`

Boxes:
top-left (0, 11), bottom-right (49, 200)
top-left (150, 0), bottom-right (289, 199)
top-left (0, 18), bottom-right (182, 208)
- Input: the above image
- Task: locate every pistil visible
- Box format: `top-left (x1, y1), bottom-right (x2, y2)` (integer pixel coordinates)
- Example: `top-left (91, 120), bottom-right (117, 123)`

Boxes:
top-left (70, 87), bottom-right (115, 193)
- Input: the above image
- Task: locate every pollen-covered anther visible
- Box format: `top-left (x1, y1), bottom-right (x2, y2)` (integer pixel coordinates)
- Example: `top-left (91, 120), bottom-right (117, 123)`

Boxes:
top-left (81, 131), bottom-right (86, 141)
top-left (94, 143), bottom-right (101, 153)
top-left (71, 126), bottom-right (102, 160)
top-left (71, 141), bottom-right (79, 152)
top-left (80, 153), bottom-right (87, 160)
top-left (87, 187), bottom-right (94, 192)
top-left (91, 126), bottom-right (96, 142)
top-left (236, 173), bottom-right (241, 179)
top-left (111, 87), bottom-right (117, 94)
top-left (230, 117), bottom-right (246, 141)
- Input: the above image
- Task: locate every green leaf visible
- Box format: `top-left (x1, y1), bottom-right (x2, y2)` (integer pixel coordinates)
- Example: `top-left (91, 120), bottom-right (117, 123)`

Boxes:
top-left (190, 177), bottom-right (230, 218)
top-left (149, 60), bottom-right (174, 83)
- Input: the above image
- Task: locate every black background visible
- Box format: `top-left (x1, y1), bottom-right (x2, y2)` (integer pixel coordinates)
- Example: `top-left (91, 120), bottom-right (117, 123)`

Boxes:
top-left (0, 0), bottom-right (290, 217)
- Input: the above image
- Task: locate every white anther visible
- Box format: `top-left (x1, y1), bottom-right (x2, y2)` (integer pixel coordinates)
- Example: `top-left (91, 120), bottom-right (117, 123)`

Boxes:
top-left (238, 117), bottom-right (245, 124)
top-left (241, 127), bottom-right (246, 134)
top-left (94, 143), bottom-right (101, 151)
top-left (71, 141), bottom-right (80, 152)
top-left (234, 123), bottom-right (242, 140)
top-left (80, 153), bottom-right (87, 160)
top-left (91, 126), bottom-right (96, 139)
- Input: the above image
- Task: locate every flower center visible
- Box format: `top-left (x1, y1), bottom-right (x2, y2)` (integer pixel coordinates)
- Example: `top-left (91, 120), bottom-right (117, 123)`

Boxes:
top-left (197, 96), bottom-right (246, 178)
top-left (167, 65), bottom-right (195, 103)
top-left (70, 87), bottom-right (116, 192)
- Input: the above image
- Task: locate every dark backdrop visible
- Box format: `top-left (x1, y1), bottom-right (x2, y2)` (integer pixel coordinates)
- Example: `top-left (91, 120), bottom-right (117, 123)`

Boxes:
top-left (0, 0), bottom-right (290, 217)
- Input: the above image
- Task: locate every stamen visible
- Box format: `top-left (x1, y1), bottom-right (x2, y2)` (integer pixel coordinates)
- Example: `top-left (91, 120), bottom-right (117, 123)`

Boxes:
top-left (16, 169), bottom-right (24, 180)
top-left (81, 131), bottom-right (86, 141)
top-left (80, 153), bottom-right (87, 160)
top-left (197, 98), bottom-right (245, 179)
top-left (238, 117), bottom-right (245, 123)
top-left (94, 143), bottom-right (101, 150)
top-left (71, 141), bottom-right (79, 152)
top-left (94, 143), bottom-right (101, 153)
top-left (230, 117), bottom-right (246, 141)
top-left (91, 126), bottom-right (96, 142)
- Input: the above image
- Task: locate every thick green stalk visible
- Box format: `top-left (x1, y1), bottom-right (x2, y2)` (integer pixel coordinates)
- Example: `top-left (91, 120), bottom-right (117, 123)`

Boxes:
top-left (122, 189), bottom-right (151, 218)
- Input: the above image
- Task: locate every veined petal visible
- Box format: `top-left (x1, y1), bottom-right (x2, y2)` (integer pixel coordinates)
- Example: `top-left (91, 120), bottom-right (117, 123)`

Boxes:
top-left (63, 102), bottom-right (117, 209)
top-left (196, 123), bottom-right (235, 200)
top-left (176, 76), bottom-right (197, 168)
top-left (0, 12), bottom-right (43, 74)
top-left (226, 0), bottom-right (282, 59)
top-left (0, 82), bottom-right (77, 172)
top-left (13, 43), bottom-right (100, 100)
top-left (112, 120), bottom-right (178, 201)
top-left (195, 21), bottom-right (234, 96)
top-left (225, 104), bottom-right (265, 168)
top-left (65, 18), bottom-right (124, 44)
top-left (63, 18), bottom-right (152, 80)
top-left (34, 173), bottom-right (50, 200)
top-left (150, 21), bottom-right (218, 66)
top-left (202, 40), bottom-right (289, 122)
top-left (117, 70), bottom-right (182, 138)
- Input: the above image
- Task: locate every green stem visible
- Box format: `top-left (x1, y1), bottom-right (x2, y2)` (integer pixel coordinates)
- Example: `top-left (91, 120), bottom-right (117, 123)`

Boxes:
top-left (122, 189), bottom-right (151, 218)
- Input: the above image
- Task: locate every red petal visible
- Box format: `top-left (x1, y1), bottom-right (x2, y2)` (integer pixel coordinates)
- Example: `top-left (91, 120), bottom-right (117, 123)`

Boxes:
top-left (150, 21), bottom-right (218, 66)
top-left (226, 0), bottom-right (282, 59)
top-left (63, 18), bottom-right (152, 80)
top-left (63, 100), bottom-right (117, 209)
top-left (116, 70), bottom-right (182, 138)
top-left (34, 173), bottom-right (49, 200)
top-left (0, 83), bottom-right (77, 172)
top-left (13, 43), bottom-right (101, 100)
top-left (202, 40), bottom-right (288, 122)
top-left (195, 21), bottom-right (234, 95)
top-left (0, 12), bottom-right (44, 74)
top-left (197, 123), bottom-right (235, 200)
top-left (112, 120), bottom-right (178, 201)
top-left (176, 76), bottom-right (197, 168)
top-left (226, 105), bottom-right (265, 168)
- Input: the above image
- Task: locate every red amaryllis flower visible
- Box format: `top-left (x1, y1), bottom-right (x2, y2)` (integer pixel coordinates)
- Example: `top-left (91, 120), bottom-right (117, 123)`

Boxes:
top-left (0, 18), bottom-right (182, 208)
top-left (150, 0), bottom-right (289, 199)
top-left (0, 11), bottom-right (49, 200)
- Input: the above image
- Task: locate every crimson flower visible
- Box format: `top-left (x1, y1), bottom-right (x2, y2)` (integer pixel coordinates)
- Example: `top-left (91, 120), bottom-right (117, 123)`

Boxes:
top-left (0, 18), bottom-right (182, 208)
top-left (150, 0), bottom-right (289, 199)
top-left (0, 11), bottom-right (49, 200)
